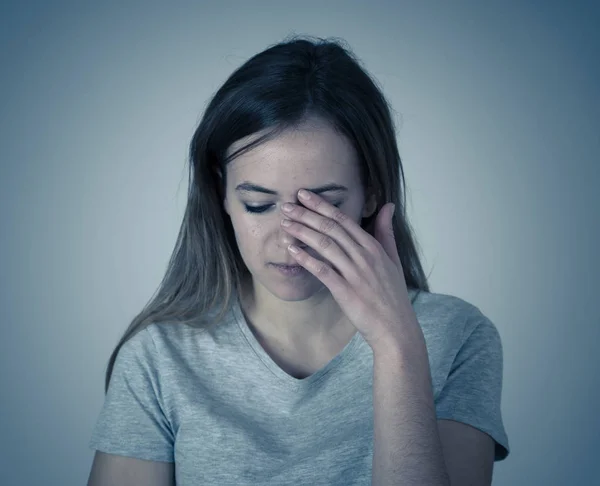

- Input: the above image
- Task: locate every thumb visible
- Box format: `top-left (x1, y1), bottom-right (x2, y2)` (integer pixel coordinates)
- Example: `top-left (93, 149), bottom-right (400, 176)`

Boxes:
top-left (375, 203), bottom-right (401, 267)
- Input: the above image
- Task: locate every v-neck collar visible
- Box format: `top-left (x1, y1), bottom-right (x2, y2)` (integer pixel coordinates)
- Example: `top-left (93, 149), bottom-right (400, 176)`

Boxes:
top-left (232, 296), bottom-right (362, 390)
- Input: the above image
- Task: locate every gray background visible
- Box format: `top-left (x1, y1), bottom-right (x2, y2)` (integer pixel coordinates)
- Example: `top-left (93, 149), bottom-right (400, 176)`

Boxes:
top-left (1, 1), bottom-right (598, 485)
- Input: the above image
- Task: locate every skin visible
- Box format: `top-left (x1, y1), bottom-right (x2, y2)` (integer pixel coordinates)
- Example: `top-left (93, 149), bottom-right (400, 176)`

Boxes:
top-left (220, 116), bottom-right (378, 349)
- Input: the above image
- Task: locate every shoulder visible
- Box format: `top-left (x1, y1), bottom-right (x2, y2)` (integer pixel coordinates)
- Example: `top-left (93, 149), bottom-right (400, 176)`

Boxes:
top-left (412, 290), bottom-right (484, 332)
top-left (411, 290), bottom-right (503, 361)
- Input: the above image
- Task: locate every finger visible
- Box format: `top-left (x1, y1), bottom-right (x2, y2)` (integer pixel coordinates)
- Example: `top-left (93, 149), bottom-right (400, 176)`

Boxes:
top-left (281, 219), bottom-right (358, 282)
top-left (374, 203), bottom-right (401, 268)
top-left (286, 190), bottom-right (373, 253)
top-left (286, 243), bottom-right (351, 302)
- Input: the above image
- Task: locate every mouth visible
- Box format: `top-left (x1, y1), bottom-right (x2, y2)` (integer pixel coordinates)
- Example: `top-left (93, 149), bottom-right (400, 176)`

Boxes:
top-left (271, 263), bottom-right (306, 275)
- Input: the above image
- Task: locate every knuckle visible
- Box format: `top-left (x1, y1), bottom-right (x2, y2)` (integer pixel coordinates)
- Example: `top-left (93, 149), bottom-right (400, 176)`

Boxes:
top-left (319, 218), bottom-right (337, 234)
top-left (332, 209), bottom-right (348, 224)
top-left (316, 262), bottom-right (330, 276)
top-left (318, 234), bottom-right (334, 250)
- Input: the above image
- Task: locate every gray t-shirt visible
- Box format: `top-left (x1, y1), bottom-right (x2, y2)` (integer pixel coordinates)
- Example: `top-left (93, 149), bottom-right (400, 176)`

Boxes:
top-left (89, 289), bottom-right (510, 485)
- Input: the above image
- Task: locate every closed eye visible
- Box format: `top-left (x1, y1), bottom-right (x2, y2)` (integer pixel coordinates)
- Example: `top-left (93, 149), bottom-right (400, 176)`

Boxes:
top-left (243, 202), bottom-right (342, 214)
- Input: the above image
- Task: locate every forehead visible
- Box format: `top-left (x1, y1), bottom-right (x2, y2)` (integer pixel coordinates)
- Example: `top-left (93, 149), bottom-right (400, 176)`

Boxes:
top-left (225, 121), bottom-right (361, 184)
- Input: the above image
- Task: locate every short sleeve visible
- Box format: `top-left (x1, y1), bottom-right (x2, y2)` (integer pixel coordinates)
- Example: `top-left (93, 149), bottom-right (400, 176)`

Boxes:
top-left (435, 308), bottom-right (510, 461)
top-left (89, 327), bottom-right (174, 462)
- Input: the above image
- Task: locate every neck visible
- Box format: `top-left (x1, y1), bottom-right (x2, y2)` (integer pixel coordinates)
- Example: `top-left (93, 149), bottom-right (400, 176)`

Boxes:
top-left (238, 276), bottom-right (352, 345)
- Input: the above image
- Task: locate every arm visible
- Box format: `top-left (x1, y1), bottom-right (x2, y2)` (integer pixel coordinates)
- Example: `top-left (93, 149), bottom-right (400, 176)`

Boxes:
top-left (87, 451), bottom-right (175, 486)
top-left (371, 344), bottom-right (451, 486)
top-left (438, 419), bottom-right (495, 485)
top-left (371, 343), bottom-right (495, 486)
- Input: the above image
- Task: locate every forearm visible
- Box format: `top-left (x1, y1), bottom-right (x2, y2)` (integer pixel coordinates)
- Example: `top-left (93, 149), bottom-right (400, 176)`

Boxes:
top-left (371, 343), bottom-right (450, 486)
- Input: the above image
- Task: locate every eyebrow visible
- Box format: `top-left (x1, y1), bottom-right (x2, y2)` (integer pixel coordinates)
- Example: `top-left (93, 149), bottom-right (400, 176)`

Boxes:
top-left (235, 182), bottom-right (349, 195)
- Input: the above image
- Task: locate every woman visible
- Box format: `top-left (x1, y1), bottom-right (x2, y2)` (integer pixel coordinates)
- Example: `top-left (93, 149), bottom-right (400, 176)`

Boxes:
top-left (88, 35), bottom-right (510, 486)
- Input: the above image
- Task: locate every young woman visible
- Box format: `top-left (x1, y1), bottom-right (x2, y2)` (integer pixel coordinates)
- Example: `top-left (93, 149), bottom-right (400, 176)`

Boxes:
top-left (88, 35), bottom-right (510, 486)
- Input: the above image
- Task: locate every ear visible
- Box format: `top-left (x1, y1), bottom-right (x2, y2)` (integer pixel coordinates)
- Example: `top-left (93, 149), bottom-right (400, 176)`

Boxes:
top-left (214, 167), bottom-right (230, 215)
top-left (361, 190), bottom-right (378, 219)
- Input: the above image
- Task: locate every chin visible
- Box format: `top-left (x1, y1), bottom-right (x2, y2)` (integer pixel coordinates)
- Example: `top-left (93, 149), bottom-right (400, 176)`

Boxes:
top-left (256, 269), bottom-right (325, 299)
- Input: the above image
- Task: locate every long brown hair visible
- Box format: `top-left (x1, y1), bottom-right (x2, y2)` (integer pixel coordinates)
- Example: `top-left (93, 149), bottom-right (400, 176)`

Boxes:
top-left (103, 34), bottom-right (431, 394)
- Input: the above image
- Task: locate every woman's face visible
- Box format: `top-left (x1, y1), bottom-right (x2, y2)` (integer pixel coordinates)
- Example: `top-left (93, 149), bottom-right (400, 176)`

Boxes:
top-left (222, 118), bottom-right (377, 302)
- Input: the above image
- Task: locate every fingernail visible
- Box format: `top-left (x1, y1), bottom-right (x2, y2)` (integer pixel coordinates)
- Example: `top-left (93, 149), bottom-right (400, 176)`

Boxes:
top-left (298, 189), bottom-right (311, 200)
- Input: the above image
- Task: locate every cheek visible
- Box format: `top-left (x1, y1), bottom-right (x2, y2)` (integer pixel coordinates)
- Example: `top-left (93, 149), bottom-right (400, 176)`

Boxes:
top-left (233, 221), bottom-right (266, 256)
top-left (248, 227), bottom-right (268, 260)
top-left (249, 224), bottom-right (264, 239)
